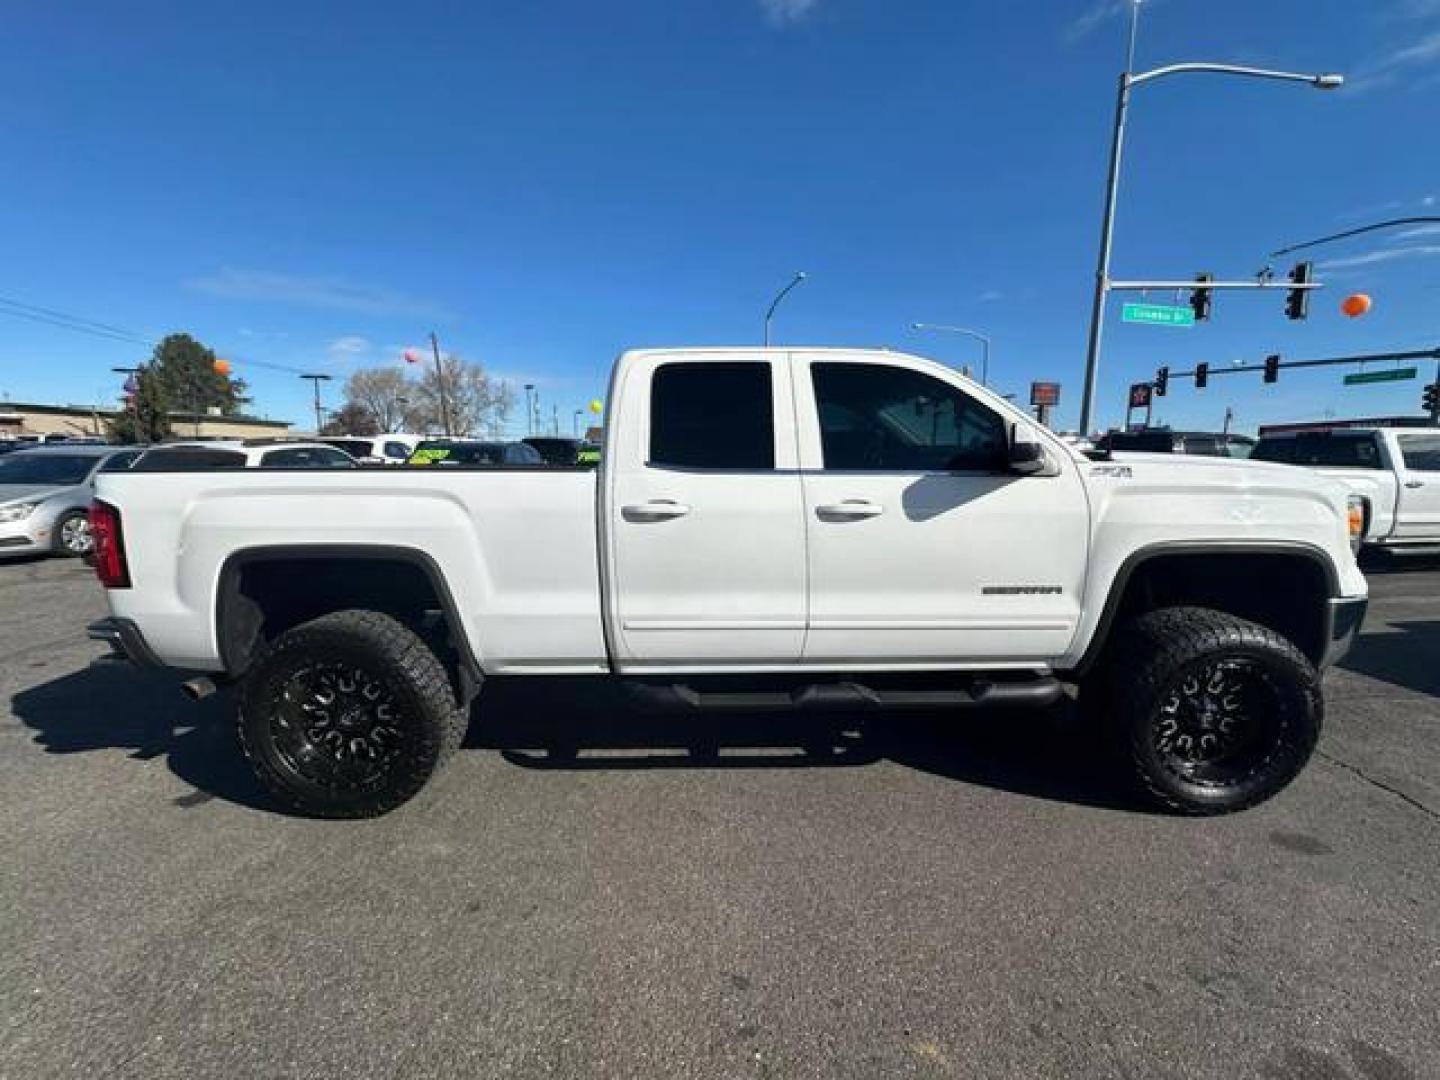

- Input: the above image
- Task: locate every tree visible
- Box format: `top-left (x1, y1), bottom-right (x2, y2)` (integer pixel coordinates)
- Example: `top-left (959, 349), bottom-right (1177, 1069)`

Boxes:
top-left (343, 367), bottom-right (412, 433)
top-left (322, 402), bottom-right (381, 436)
top-left (410, 355), bottom-right (514, 437)
top-left (107, 367), bottom-right (171, 444)
top-left (148, 333), bottom-right (248, 417)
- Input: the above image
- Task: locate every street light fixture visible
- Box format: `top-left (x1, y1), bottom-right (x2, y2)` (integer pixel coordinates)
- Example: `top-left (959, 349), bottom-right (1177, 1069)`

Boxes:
top-left (1076, 0), bottom-right (1343, 435)
top-left (763, 271), bottom-right (807, 347)
top-left (911, 322), bottom-right (991, 387)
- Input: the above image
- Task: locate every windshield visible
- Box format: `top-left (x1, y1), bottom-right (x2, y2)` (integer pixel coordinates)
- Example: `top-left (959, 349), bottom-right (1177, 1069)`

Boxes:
top-left (0, 453), bottom-right (96, 486)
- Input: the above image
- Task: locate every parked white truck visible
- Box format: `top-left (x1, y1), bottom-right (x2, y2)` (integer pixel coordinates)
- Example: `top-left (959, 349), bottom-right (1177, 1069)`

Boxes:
top-left (1252, 426), bottom-right (1440, 554)
top-left (88, 348), bottom-right (1368, 818)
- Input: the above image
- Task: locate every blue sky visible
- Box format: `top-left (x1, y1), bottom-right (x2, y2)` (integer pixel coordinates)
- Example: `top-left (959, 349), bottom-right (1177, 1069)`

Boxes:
top-left (0, 0), bottom-right (1436, 434)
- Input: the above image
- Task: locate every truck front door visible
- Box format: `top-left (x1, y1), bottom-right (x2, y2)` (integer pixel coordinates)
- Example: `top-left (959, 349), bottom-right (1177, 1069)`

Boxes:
top-left (1394, 432), bottom-right (1440, 541)
top-left (604, 353), bottom-right (806, 667)
top-left (793, 353), bottom-right (1089, 665)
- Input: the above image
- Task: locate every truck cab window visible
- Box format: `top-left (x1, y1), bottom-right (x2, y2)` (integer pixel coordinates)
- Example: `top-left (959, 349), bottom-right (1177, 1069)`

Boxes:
top-left (650, 362), bottom-right (774, 470)
top-left (1398, 434), bottom-right (1440, 472)
top-left (811, 363), bottom-right (1006, 471)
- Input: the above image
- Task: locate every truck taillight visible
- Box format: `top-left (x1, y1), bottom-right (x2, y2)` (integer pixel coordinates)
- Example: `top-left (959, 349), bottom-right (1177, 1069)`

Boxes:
top-left (89, 500), bottom-right (130, 589)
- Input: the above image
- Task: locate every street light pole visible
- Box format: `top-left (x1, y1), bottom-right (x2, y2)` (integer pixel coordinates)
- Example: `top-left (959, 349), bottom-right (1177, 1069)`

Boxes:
top-left (429, 332), bottom-right (452, 437)
top-left (524, 384), bottom-right (535, 436)
top-left (1076, 0), bottom-right (1342, 436)
top-left (763, 271), bottom-right (807, 347)
top-left (911, 323), bottom-right (992, 386)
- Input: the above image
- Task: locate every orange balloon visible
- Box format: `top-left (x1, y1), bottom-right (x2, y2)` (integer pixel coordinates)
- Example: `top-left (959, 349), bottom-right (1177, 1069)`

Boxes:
top-left (213, 358), bottom-right (232, 376)
top-left (1341, 293), bottom-right (1372, 318)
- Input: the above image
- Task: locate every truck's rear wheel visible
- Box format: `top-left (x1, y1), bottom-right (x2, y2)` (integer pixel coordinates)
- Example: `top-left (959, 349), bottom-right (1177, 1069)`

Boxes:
top-left (1103, 607), bottom-right (1321, 815)
top-left (238, 610), bottom-right (468, 818)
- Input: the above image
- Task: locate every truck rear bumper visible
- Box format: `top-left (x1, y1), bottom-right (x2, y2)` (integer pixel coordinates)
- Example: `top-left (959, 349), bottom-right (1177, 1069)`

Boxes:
top-left (1321, 597), bottom-right (1367, 669)
top-left (87, 617), bottom-right (164, 670)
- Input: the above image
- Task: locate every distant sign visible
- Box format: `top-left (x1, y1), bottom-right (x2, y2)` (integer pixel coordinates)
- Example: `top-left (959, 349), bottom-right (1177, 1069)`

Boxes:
top-left (1128, 382), bottom-right (1153, 409)
top-left (1030, 381), bottom-right (1061, 407)
top-left (1122, 302), bottom-right (1196, 328)
top-left (1343, 367), bottom-right (1416, 386)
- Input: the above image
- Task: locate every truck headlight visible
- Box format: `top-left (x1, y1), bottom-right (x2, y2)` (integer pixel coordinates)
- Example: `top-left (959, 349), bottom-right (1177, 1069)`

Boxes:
top-left (1346, 496), bottom-right (1367, 552)
top-left (0, 502), bottom-right (37, 523)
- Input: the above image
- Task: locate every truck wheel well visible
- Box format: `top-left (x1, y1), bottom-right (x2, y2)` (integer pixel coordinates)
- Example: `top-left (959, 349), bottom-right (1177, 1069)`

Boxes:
top-left (217, 550), bottom-right (481, 702)
top-left (1080, 551), bottom-right (1331, 673)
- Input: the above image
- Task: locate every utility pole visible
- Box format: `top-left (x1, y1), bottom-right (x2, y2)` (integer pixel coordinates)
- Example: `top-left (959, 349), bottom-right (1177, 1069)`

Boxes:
top-left (524, 384), bottom-right (535, 436)
top-left (552, 404), bottom-right (559, 436)
top-left (573, 409), bottom-right (583, 437)
top-left (1223, 406), bottom-right (1233, 434)
top-left (429, 332), bottom-right (452, 437)
top-left (299, 373), bottom-right (332, 434)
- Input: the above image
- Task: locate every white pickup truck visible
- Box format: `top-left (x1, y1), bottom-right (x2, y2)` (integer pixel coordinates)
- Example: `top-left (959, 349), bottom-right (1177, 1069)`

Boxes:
top-left (1252, 426), bottom-right (1440, 554)
top-left (88, 348), bottom-right (1368, 818)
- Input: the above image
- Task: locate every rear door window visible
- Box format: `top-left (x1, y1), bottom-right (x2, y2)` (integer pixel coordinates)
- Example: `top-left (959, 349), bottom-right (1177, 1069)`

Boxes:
top-left (650, 362), bottom-right (774, 470)
top-left (261, 447), bottom-right (356, 468)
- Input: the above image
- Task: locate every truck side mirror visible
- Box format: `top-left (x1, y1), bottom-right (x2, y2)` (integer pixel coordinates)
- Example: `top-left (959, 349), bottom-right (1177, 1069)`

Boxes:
top-left (1008, 426), bottom-right (1050, 476)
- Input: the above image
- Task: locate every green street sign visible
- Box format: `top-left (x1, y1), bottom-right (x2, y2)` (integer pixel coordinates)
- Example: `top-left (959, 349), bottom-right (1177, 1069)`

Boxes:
top-left (1122, 302), bottom-right (1196, 328)
top-left (1343, 367), bottom-right (1417, 386)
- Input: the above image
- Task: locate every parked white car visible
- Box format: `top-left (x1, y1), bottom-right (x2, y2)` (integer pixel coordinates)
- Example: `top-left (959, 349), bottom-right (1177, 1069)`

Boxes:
top-left (317, 434), bottom-right (424, 465)
top-left (1252, 427), bottom-right (1440, 553)
top-left (132, 439), bottom-right (359, 470)
top-left (90, 347), bottom-right (1367, 819)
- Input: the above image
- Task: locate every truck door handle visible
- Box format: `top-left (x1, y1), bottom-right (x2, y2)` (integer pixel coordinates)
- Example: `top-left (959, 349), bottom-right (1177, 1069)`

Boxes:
top-left (621, 499), bottom-right (692, 521)
top-left (1405, 480), bottom-right (1425, 489)
top-left (816, 500), bottom-right (884, 520)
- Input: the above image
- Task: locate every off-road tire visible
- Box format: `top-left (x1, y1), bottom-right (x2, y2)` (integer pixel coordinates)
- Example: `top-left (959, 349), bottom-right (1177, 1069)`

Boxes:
top-left (238, 609), bottom-right (468, 818)
top-left (1100, 606), bottom-right (1321, 815)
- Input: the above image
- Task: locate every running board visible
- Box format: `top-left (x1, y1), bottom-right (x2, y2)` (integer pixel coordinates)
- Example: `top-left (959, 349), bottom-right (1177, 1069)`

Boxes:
top-left (623, 674), bottom-right (1063, 713)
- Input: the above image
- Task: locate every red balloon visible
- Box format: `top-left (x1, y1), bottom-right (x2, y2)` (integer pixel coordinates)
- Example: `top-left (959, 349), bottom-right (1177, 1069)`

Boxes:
top-left (1341, 293), bottom-right (1372, 318)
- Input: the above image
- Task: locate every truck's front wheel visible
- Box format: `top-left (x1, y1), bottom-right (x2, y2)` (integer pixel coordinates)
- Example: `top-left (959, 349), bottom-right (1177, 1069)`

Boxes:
top-left (1103, 607), bottom-right (1321, 815)
top-left (238, 610), bottom-right (468, 818)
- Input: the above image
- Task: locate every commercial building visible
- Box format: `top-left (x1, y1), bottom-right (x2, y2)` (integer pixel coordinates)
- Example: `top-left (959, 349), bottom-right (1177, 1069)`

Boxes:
top-left (0, 401), bottom-right (293, 442)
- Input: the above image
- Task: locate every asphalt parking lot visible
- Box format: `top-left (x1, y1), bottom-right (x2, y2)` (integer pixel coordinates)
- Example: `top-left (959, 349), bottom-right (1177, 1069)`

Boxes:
top-left (2, 556), bottom-right (1437, 1080)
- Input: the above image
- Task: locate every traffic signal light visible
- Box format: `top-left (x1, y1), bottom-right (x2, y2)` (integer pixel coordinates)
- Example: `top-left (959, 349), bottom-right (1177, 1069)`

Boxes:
top-left (1195, 362), bottom-right (1209, 389)
top-left (1264, 354), bottom-right (1281, 384)
top-left (1424, 382), bottom-right (1440, 414)
top-left (1190, 273), bottom-right (1214, 321)
top-left (1155, 366), bottom-right (1170, 397)
top-left (1286, 261), bottom-right (1313, 320)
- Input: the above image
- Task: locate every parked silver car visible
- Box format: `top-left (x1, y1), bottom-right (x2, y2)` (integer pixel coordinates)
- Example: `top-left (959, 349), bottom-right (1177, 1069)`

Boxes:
top-left (0, 445), bottom-right (142, 558)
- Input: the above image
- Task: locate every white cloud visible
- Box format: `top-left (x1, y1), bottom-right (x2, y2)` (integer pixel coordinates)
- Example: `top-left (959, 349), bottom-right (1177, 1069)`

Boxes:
top-left (757, 0), bottom-right (818, 26)
top-left (326, 335), bottom-right (371, 362)
top-left (1319, 245), bottom-right (1440, 270)
top-left (977, 289), bottom-right (1004, 303)
top-left (1350, 29), bottom-right (1440, 92)
top-left (186, 267), bottom-right (450, 318)
top-left (1064, 0), bottom-right (1160, 45)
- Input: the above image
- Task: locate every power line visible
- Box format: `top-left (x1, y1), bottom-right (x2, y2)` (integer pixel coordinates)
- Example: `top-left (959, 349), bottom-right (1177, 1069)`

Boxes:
top-left (0, 293), bottom-right (311, 376)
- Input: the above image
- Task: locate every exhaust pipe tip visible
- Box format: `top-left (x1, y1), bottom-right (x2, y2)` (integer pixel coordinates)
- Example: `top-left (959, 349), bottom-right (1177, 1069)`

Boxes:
top-left (181, 676), bottom-right (218, 702)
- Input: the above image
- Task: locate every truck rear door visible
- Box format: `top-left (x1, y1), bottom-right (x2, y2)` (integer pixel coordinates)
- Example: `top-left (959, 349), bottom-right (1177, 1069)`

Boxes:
top-left (603, 352), bottom-right (806, 667)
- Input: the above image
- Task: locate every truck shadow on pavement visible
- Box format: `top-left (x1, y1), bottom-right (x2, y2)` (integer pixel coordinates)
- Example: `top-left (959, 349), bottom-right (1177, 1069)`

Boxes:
top-left (12, 665), bottom-right (1155, 815)
top-left (471, 678), bottom-right (1151, 813)
top-left (1339, 620), bottom-right (1440, 698)
top-left (11, 663), bottom-right (275, 812)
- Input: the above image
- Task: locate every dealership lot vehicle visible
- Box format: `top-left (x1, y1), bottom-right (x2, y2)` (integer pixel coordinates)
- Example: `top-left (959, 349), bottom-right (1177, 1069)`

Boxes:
top-left (91, 348), bottom-right (1367, 818)
top-left (0, 445), bottom-right (140, 558)
top-left (1096, 429), bottom-right (1255, 457)
top-left (317, 434), bottom-right (423, 465)
top-left (406, 439), bottom-right (545, 465)
top-left (3, 556), bottom-right (1439, 1080)
top-left (132, 439), bottom-right (358, 470)
top-left (523, 435), bottom-right (602, 465)
top-left (1253, 427), bottom-right (1440, 554)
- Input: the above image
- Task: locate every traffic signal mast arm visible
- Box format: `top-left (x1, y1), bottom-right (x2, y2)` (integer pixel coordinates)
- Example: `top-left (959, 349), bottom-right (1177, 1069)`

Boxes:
top-left (1158, 347), bottom-right (1440, 386)
top-left (1107, 279), bottom-right (1324, 291)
